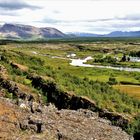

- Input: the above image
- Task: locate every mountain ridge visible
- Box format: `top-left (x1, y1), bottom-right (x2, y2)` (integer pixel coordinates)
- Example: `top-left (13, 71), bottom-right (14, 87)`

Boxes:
top-left (1, 23), bottom-right (140, 39)
top-left (0, 23), bottom-right (66, 39)
top-left (69, 31), bottom-right (140, 37)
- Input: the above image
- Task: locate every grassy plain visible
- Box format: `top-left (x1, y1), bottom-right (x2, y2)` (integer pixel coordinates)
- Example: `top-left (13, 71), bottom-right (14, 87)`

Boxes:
top-left (1, 38), bottom-right (140, 99)
top-left (1, 38), bottom-right (140, 135)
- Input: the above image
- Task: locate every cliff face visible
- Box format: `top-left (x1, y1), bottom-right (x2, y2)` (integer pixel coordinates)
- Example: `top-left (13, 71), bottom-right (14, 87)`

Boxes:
top-left (0, 97), bottom-right (133, 140)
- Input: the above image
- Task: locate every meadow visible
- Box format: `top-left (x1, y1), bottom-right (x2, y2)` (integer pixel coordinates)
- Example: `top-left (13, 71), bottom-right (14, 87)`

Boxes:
top-left (0, 38), bottom-right (140, 136)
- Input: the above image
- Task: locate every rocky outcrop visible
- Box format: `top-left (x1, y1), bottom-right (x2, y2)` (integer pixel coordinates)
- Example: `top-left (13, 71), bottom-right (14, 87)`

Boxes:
top-left (0, 74), bottom-right (134, 139)
top-left (0, 97), bottom-right (133, 140)
top-left (27, 75), bottom-right (130, 128)
top-left (20, 115), bottom-right (45, 133)
top-left (0, 77), bottom-right (34, 101)
top-left (27, 75), bottom-right (98, 110)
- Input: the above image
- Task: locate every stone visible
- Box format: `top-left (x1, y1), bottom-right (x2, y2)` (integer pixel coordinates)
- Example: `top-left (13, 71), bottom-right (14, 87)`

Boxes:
top-left (20, 120), bottom-right (29, 130)
top-left (19, 103), bottom-right (27, 109)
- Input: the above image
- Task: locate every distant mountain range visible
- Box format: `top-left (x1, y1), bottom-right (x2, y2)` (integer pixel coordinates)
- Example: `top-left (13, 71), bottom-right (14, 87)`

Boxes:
top-left (0, 23), bottom-right (66, 39)
top-left (68, 32), bottom-right (101, 37)
top-left (0, 23), bottom-right (140, 39)
top-left (105, 31), bottom-right (140, 37)
top-left (70, 31), bottom-right (140, 37)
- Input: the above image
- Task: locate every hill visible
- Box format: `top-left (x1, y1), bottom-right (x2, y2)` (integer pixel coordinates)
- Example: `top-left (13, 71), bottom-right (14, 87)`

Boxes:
top-left (0, 23), bottom-right (66, 39)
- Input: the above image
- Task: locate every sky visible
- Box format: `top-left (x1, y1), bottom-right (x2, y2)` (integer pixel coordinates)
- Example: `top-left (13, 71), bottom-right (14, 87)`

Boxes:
top-left (0, 0), bottom-right (140, 34)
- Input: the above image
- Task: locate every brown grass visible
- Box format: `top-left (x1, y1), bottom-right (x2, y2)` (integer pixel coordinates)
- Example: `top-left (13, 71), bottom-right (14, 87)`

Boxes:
top-left (113, 85), bottom-right (140, 99)
top-left (16, 83), bottom-right (39, 101)
top-left (12, 62), bottom-right (28, 71)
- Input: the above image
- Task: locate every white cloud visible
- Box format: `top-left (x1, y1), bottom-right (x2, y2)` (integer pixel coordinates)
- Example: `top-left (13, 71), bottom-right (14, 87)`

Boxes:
top-left (0, 0), bottom-right (140, 33)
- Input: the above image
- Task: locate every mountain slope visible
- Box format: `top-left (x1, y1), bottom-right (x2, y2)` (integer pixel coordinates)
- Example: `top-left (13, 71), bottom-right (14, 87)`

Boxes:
top-left (106, 31), bottom-right (140, 37)
top-left (0, 23), bottom-right (66, 39)
top-left (67, 32), bottom-right (101, 37)
top-left (69, 31), bottom-right (140, 37)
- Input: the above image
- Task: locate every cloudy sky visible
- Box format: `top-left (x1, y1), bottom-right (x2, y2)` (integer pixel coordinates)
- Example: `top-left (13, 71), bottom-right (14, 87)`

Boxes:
top-left (0, 0), bottom-right (140, 34)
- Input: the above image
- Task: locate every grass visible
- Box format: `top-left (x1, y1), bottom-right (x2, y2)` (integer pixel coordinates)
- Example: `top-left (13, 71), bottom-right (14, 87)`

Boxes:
top-left (1, 42), bottom-right (140, 110)
top-left (1, 39), bottom-right (140, 136)
top-left (114, 85), bottom-right (140, 99)
top-left (116, 76), bottom-right (139, 84)
top-left (2, 43), bottom-right (140, 86)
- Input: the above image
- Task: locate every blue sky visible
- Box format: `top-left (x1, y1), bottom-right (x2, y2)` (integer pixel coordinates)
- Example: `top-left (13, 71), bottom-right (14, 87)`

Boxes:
top-left (0, 0), bottom-right (140, 34)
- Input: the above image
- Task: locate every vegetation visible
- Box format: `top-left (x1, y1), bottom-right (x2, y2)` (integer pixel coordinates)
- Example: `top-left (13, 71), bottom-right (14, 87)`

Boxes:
top-left (130, 51), bottom-right (140, 57)
top-left (1, 38), bottom-right (140, 138)
top-left (108, 77), bottom-right (118, 85)
top-left (94, 56), bottom-right (117, 64)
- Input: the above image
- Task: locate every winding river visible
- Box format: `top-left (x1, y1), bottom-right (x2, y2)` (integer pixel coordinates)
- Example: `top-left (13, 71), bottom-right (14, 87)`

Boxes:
top-left (32, 51), bottom-right (140, 72)
top-left (70, 57), bottom-right (140, 72)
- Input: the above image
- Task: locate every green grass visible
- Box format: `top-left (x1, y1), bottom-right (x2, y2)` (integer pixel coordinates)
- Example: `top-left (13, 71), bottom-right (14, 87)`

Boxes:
top-left (1, 39), bottom-right (140, 137)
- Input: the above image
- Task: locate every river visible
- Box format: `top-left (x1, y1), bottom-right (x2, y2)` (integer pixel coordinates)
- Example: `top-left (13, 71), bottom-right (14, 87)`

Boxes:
top-left (70, 56), bottom-right (140, 72)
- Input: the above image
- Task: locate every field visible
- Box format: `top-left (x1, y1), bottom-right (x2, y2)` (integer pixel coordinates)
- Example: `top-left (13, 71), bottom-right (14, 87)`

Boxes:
top-left (1, 38), bottom-right (140, 100)
top-left (5, 38), bottom-right (140, 95)
top-left (114, 85), bottom-right (140, 99)
top-left (0, 38), bottom-right (140, 136)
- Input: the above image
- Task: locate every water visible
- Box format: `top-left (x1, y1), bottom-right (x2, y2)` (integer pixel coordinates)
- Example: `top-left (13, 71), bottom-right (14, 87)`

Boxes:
top-left (70, 57), bottom-right (140, 72)
top-left (130, 57), bottom-right (140, 62)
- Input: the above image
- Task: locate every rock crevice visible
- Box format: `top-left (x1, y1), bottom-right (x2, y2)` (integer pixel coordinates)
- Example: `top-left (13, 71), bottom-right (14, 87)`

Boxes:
top-left (27, 75), bottom-right (130, 129)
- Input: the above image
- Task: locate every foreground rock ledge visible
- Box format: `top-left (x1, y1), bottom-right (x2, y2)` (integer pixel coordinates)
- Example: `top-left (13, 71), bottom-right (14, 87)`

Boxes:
top-left (0, 97), bottom-right (133, 140)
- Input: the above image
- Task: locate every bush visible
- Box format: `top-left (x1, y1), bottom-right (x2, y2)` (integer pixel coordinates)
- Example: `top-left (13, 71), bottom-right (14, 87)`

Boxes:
top-left (130, 51), bottom-right (140, 57)
top-left (23, 79), bottom-right (31, 85)
top-left (94, 56), bottom-right (117, 64)
top-left (108, 77), bottom-right (118, 85)
top-left (126, 114), bottom-right (140, 139)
